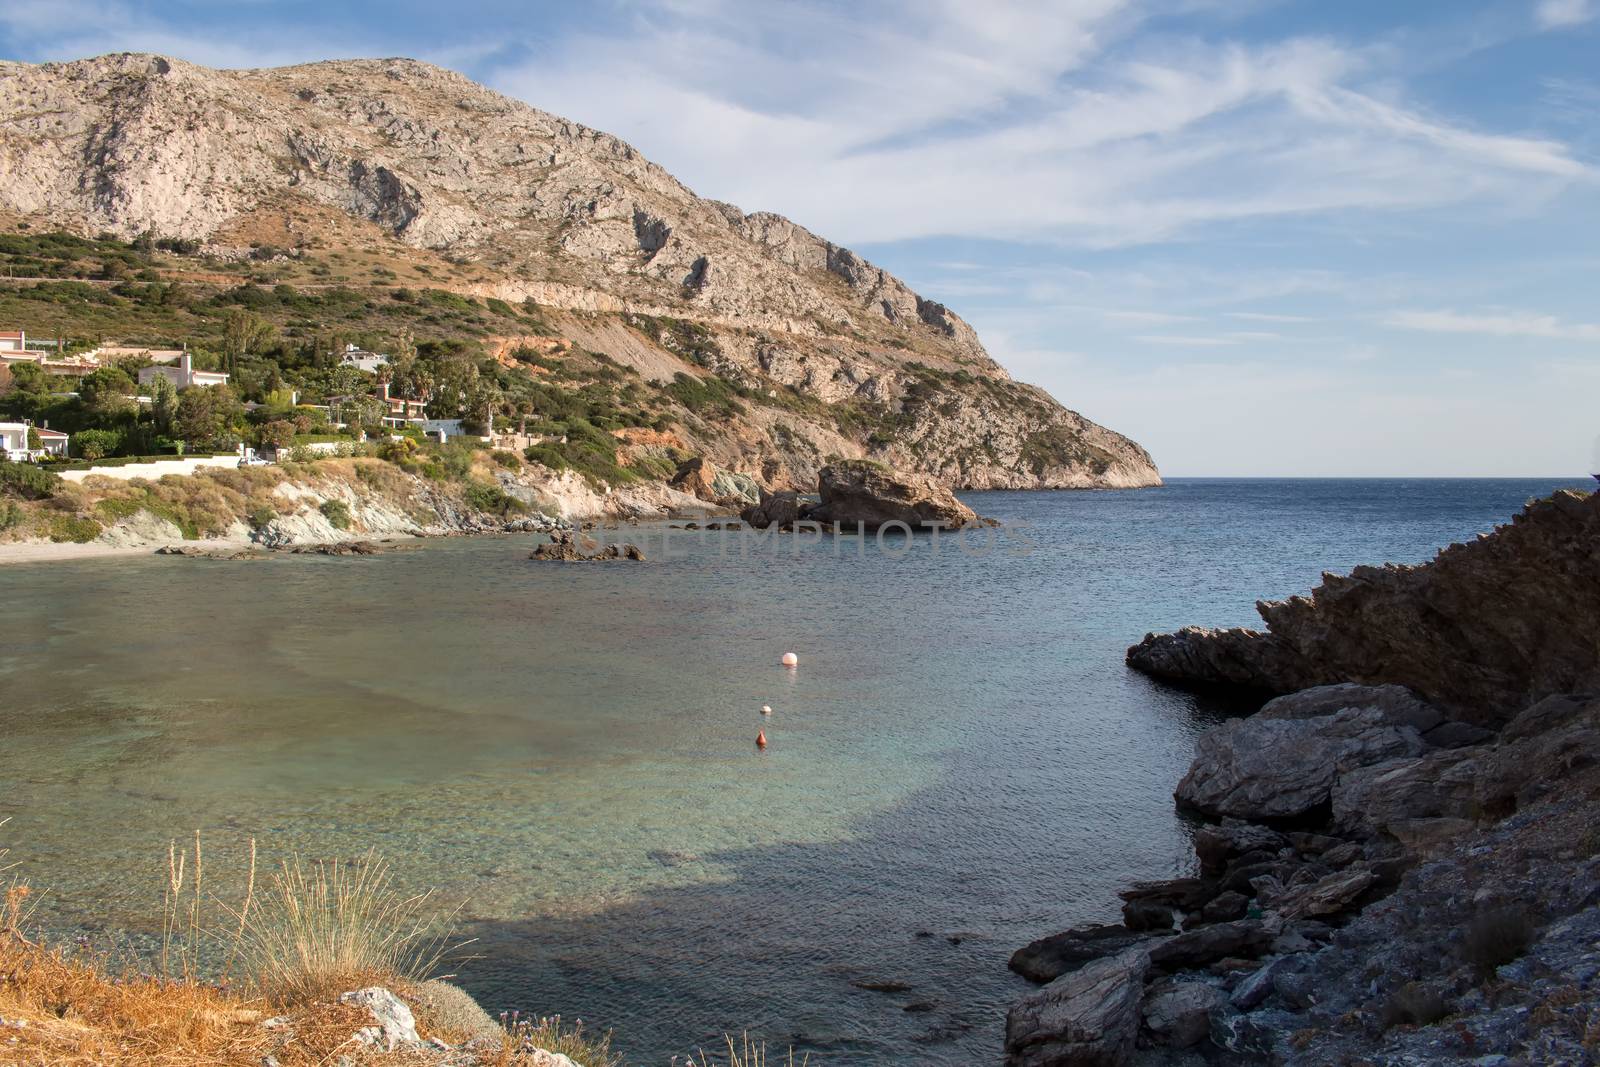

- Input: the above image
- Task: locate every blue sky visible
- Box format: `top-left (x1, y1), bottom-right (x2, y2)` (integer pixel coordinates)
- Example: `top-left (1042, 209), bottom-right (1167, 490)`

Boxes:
top-left (3, 1), bottom-right (1597, 476)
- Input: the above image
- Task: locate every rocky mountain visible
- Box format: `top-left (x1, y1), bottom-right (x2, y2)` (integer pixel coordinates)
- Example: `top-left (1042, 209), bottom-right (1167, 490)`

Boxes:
top-left (0, 52), bottom-right (1159, 491)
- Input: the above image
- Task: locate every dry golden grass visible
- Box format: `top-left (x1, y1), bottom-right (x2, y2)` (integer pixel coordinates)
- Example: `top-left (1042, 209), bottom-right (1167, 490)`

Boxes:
top-left (0, 829), bottom-right (795, 1066)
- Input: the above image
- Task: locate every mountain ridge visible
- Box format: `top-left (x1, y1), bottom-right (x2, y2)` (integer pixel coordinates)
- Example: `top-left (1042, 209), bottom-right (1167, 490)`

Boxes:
top-left (0, 51), bottom-right (1160, 491)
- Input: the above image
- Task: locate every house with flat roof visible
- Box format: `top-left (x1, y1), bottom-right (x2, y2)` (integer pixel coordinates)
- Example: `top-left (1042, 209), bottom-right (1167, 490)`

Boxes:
top-left (339, 343), bottom-right (391, 374)
top-left (137, 352), bottom-right (229, 390)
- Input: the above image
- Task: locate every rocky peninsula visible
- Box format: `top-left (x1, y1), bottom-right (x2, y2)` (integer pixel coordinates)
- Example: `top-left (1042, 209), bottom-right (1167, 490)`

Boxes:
top-left (1006, 488), bottom-right (1600, 1065)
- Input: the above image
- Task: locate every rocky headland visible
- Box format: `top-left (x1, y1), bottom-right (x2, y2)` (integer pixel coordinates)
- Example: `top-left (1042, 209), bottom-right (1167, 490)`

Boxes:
top-left (1006, 489), bottom-right (1600, 1065)
top-left (0, 52), bottom-right (1160, 493)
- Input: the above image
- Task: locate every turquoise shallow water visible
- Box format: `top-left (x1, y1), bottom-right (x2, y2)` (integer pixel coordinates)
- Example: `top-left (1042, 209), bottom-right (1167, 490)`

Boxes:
top-left (0, 477), bottom-right (1588, 1063)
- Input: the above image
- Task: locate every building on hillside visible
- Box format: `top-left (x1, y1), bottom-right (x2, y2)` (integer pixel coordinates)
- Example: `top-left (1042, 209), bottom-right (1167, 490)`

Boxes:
top-left (339, 343), bottom-right (390, 374)
top-left (90, 345), bottom-right (186, 365)
top-left (0, 421), bottom-right (69, 461)
top-left (325, 381), bottom-right (429, 429)
top-left (0, 329), bottom-right (102, 378)
top-left (137, 351), bottom-right (229, 390)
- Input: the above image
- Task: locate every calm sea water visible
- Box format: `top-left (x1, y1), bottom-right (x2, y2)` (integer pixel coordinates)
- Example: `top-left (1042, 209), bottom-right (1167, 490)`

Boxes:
top-left (0, 477), bottom-right (1588, 1064)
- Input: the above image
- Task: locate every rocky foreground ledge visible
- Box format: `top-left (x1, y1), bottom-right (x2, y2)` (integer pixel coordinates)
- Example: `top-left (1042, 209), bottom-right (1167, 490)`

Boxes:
top-left (1007, 489), bottom-right (1600, 1066)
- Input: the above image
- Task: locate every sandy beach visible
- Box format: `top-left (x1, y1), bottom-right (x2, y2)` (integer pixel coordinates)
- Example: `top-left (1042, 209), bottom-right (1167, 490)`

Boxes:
top-left (0, 537), bottom-right (250, 565)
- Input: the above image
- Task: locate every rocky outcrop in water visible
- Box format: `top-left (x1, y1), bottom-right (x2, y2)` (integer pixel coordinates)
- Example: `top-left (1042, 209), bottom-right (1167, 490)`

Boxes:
top-left (805, 462), bottom-right (980, 531)
top-left (739, 462), bottom-right (984, 531)
top-left (1013, 491), bottom-right (1600, 1066)
top-left (1127, 489), bottom-right (1600, 726)
top-left (1006, 687), bottom-right (1600, 1066)
top-left (530, 530), bottom-right (645, 562)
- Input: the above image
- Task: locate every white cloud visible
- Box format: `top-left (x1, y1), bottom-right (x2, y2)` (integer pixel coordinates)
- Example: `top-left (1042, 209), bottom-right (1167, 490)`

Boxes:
top-left (1386, 309), bottom-right (1600, 341)
top-left (487, 6), bottom-right (1593, 249)
top-left (1536, 0), bottom-right (1597, 29)
top-left (1227, 312), bottom-right (1318, 323)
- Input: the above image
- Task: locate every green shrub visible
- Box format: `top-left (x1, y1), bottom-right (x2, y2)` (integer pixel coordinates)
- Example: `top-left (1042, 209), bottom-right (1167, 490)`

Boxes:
top-left (247, 504), bottom-right (278, 530)
top-left (49, 515), bottom-right (103, 543)
top-left (491, 449), bottom-right (521, 469)
top-left (0, 461), bottom-right (63, 500)
top-left (0, 501), bottom-right (24, 532)
top-left (72, 425), bottom-right (124, 460)
top-left (319, 499), bottom-right (352, 530)
top-left (463, 482), bottom-right (528, 518)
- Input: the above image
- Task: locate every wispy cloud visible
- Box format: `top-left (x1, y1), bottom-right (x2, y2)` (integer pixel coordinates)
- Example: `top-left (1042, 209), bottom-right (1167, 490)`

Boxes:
top-left (1133, 334), bottom-right (1241, 346)
top-left (1536, 0), bottom-right (1597, 29)
top-left (1386, 309), bottom-right (1600, 341)
top-left (1226, 311), bottom-right (1318, 323)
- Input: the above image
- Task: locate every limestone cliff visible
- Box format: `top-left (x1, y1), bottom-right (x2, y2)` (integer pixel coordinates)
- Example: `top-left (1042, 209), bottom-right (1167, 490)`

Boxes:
top-left (0, 52), bottom-right (1159, 491)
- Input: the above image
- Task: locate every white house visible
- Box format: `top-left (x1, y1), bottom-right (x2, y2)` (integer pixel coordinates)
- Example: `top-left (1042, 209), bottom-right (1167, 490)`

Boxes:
top-left (137, 351), bottom-right (229, 390)
top-left (0, 421), bottom-right (68, 461)
top-left (0, 329), bottom-right (101, 379)
top-left (339, 343), bottom-right (390, 374)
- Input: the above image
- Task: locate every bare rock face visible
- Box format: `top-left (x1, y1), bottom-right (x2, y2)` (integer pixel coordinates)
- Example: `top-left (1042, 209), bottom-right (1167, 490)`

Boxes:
top-left (1174, 687), bottom-right (1431, 820)
top-left (1128, 490), bottom-right (1600, 725)
top-left (806, 462), bottom-right (980, 531)
top-left (0, 52), bottom-right (1162, 493)
top-left (740, 490), bottom-right (803, 529)
top-left (1004, 948), bottom-right (1149, 1067)
top-left (668, 456), bottom-right (759, 507)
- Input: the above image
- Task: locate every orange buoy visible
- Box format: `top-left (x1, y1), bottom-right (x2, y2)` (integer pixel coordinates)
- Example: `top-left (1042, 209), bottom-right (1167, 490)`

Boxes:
top-left (761, 704), bottom-right (773, 715)
top-left (756, 729), bottom-right (768, 748)
top-left (781, 652), bottom-right (799, 667)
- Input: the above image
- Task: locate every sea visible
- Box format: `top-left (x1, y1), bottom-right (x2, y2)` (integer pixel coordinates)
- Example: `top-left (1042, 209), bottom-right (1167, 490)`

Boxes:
top-left (0, 477), bottom-right (1588, 1064)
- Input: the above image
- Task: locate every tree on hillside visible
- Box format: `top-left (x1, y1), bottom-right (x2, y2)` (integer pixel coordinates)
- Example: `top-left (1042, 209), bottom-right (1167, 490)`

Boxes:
top-left (147, 372), bottom-right (178, 436)
top-left (78, 365), bottom-right (137, 420)
top-left (221, 310), bottom-right (277, 377)
top-left (176, 385), bottom-right (245, 449)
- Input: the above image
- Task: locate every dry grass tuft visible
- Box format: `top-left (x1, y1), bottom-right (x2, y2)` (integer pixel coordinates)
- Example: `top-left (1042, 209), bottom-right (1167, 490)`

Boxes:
top-left (495, 1012), bottom-right (622, 1067)
top-left (690, 1032), bottom-right (811, 1067)
top-left (230, 849), bottom-right (465, 1005)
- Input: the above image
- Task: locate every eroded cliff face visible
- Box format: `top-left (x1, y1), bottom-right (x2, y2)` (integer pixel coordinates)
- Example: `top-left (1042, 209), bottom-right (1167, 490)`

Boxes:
top-left (0, 52), bottom-right (1160, 490)
top-left (1127, 489), bottom-right (1600, 726)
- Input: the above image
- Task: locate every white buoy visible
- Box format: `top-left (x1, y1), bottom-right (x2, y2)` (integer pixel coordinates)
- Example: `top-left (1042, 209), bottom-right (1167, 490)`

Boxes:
top-left (782, 652), bottom-right (799, 667)
top-left (761, 704), bottom-right (773, 715)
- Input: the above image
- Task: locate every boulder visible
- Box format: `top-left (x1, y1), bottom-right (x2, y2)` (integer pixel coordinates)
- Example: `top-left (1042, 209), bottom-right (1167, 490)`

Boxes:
top-left (1330, 750), bottom-right (1480, 837)
top-left (1119, 878), bottom-right (1220, 912)
top-left (1257, 866), bottom-right (1377, 921)
top-left (1009, 924), bottom-right (1152, 985)
top-left (339, 987), bottom-right (419, 1052)
top-left (1175, 704), bottom-right (1427, 820)
top-left (1201, 890), bottom-right (1250, 924)
top-left (1193, 821), bottom-right (1288, 874)
top-left (1121, 899), bottom-right (1174, 932)
top-left (805, 461), bottom-right (979, 531)
top-left (1259, 684), bottom-right (1443, 733)
top-left (1147, 920), bottom-right (1275, 973)
top-left (740, 490), bottom-right (803, 529)
top-left (1005, 948), bottom-right (1149, 1067)
top-left (1142, 979), bottom-right (1227, 1049)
